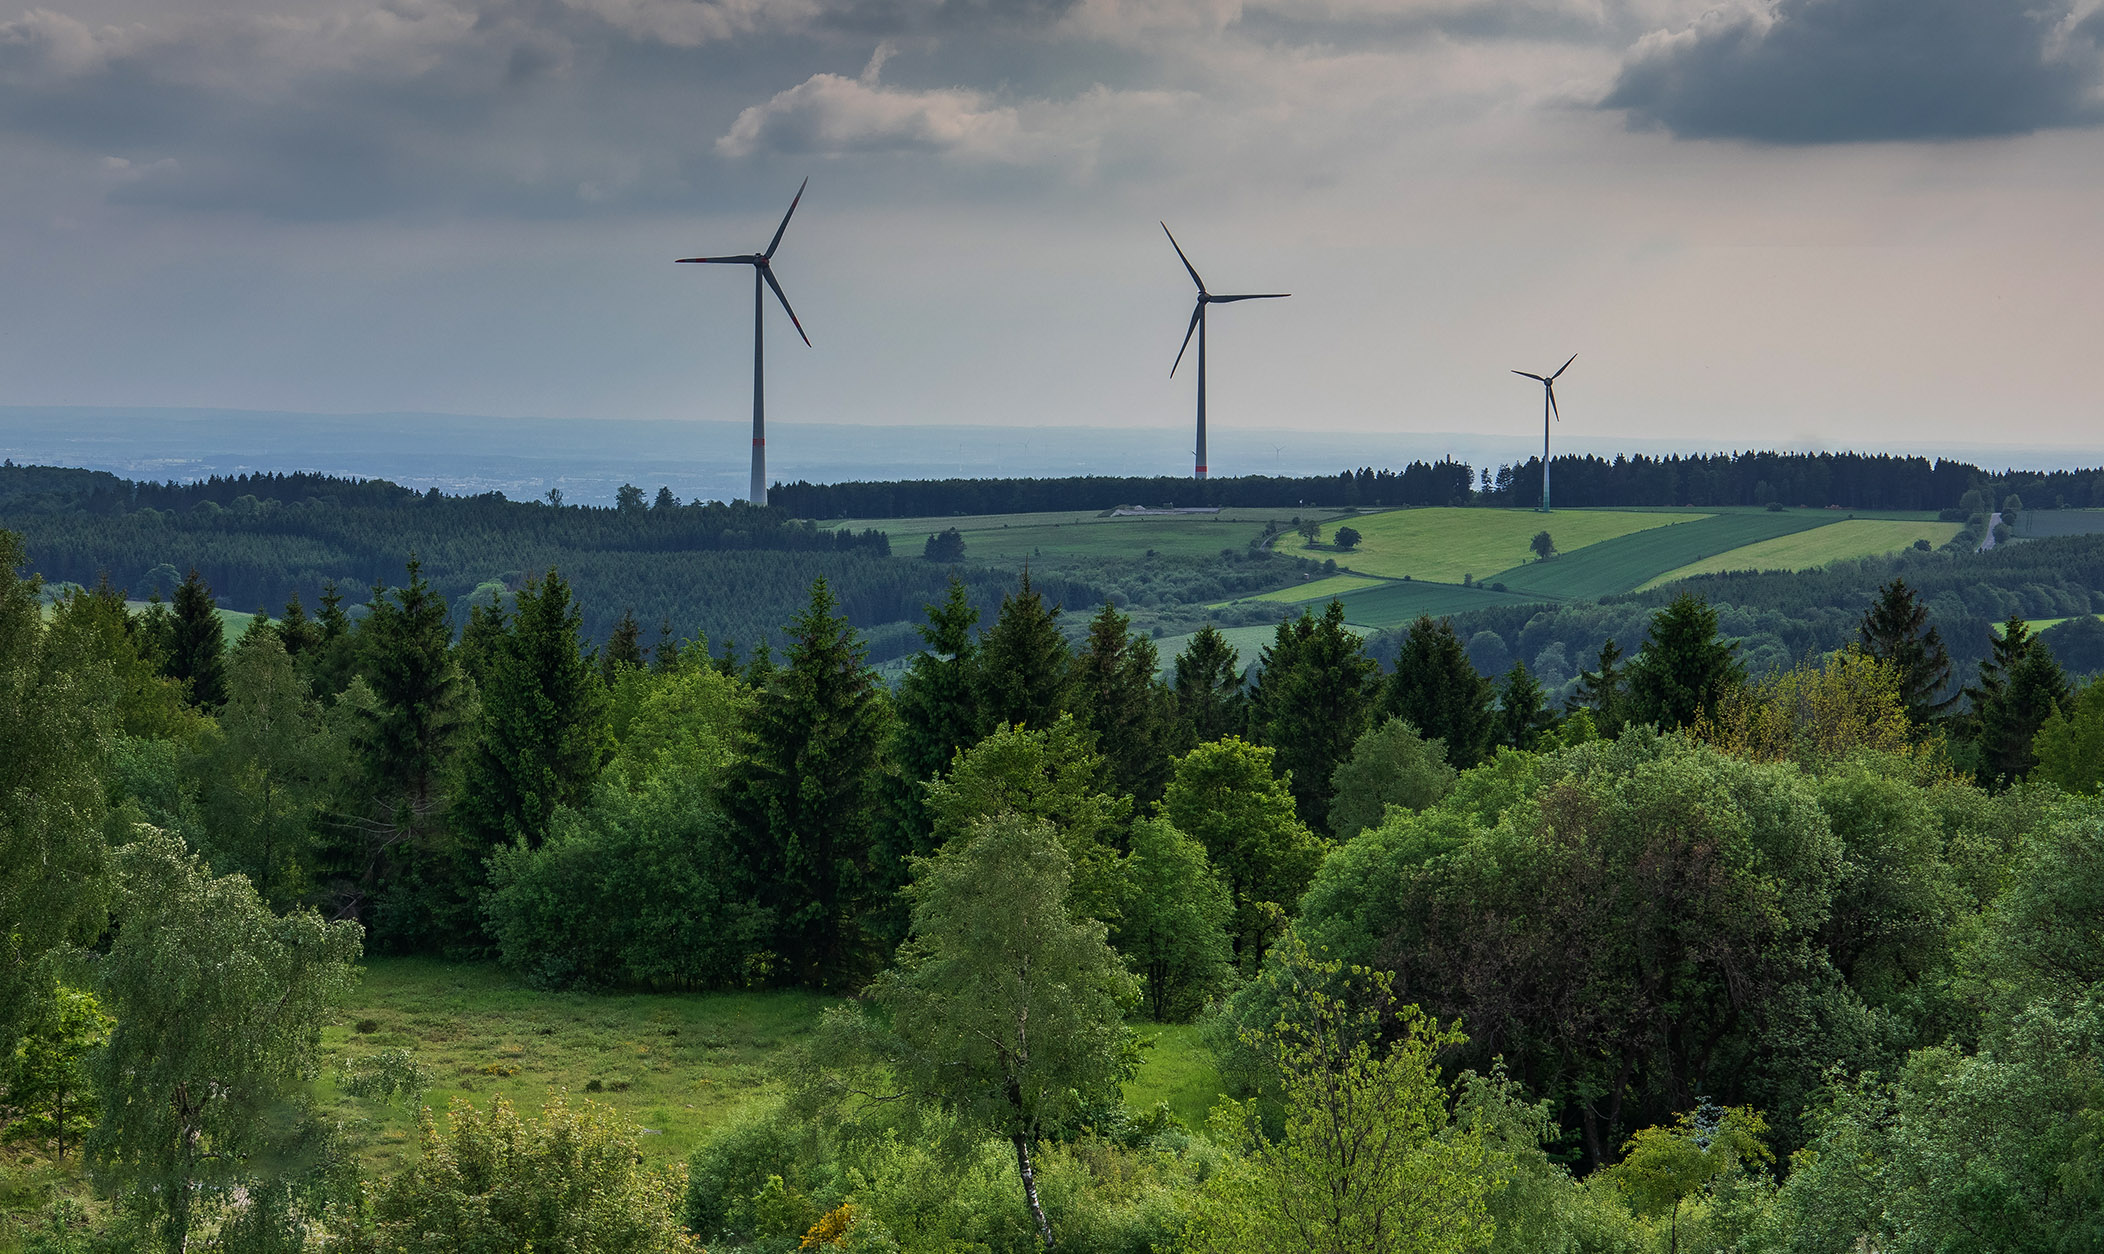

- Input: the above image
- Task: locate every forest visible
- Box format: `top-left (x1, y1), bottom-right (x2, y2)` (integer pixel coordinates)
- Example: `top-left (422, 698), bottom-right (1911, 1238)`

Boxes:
top-left (3, 505), bottom-right (2101, 1253)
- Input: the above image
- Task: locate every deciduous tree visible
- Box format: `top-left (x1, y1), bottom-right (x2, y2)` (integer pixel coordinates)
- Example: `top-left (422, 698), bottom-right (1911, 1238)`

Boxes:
top-left (1162, 738), bottom-right (1327, 965)
top-left (1114, 818), bottom-right (1233, 1021)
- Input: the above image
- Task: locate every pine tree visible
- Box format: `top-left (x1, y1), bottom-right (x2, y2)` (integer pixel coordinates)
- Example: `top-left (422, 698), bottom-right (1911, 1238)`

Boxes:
top-left (1970, 617), bottom-right (2070, 787)
top-left (652, 617), bottom-right (683, 673)
top-left (889, 578), bottom-right (985, 860)
top-left (1498, 661), bottom-right (1551, 750)
top-left (1074, 601), bottom-right (1172, 805)
top-left (1626, 594), bottom-right (1743, 730)
top-left (1173, 625), bottom-right (1247, 746)
top-left (978, 571), bottom-right (1071, 730)
top-left (1857, 578), bottom-right (1956, 724)
top-left (456, 599), bottom-right (509, 692)
top-left (1249, 601), bottom-right (1380, 832)
top-left (304, 580), bottom-right (358, 700)
top-left (454, 570), bottom-right (612, 855)
top-left (725, 577), bottom-right (891, 988)
top-left (601, 607), bottom-right (646, 683)
top-left (274, 593), bottom-right (319, 659)
top-left (1574, 638), bottom-right (1629, 735)
top-left (1383, 615), bottom-right (1496, 767)
top-left (166, 568), bottom-right (227, 708)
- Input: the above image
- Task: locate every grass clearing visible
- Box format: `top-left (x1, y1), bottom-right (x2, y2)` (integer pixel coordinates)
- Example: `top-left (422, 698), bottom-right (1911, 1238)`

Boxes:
top-left (1286, 508), bottom-right (1703, 584)
top-left (1637, 519), bottom-right (1963, 590)
top-left (323, 958), bottom-right (829, 1172)
top-left (1485, 511), bottom-right (1835, 600)
top-left (1126, 1024), bottom-right (1228, 1130)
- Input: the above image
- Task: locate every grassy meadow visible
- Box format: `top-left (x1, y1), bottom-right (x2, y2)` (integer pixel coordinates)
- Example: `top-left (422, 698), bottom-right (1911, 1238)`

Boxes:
top-left (321, 959), bottom-right (1232, 1175)
top-left (1635, 518), bottom-right (1963, 590)
top-left (1287, 507), bottom-right (1700, 584)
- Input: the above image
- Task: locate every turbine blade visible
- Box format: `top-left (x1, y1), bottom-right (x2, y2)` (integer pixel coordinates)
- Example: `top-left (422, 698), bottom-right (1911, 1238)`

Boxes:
top-left (1208, 293), bottom-right (1291, 302)
top-left (762, 267), bottom-right (811, 346)
top-left (1548, 386), bottom-right (1560, 421)
top-left (1512, 370), bottom-right (1547, 381)
top-left (676, 255), bottom-right (758, 264)
top-left (764, 177), bottom-right (808, 260)
top-left (1162, 222), bottom-right (1206, 293)
top-left (1551, 352), bottom-right (1577, 380)
top-left (1171, 301), bottom-right (1202, 376)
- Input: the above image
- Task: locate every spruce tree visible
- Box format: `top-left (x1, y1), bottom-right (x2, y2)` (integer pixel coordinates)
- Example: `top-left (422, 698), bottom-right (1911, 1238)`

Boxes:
top-left (978, 571), bottom-right (1071, 730)
top-left (1074, 601), bottom-right (1172, 805)
top-left (274, 593), bottom-right (319, 659)
top-left (1970, 617), bottom-right (2070, 787)
top-left (1626, 594), bottom-right (1743, 730)
top-left (652, 618), bottom-right (683, 673)
top-left (601, 607), bottom-right (645, 683)
top-left (304, 580), bottom-right (358, 700)
top-left (1498, 661), bottom-right (1551, 750)
top-left (725, 577), bottom-right (890, 989)
top-left (454, 570), bottom-right (611, 856)
top-left (1574, 638), bottom-right (1629, 735)
top-left (889, 578), bottom-right (985, 860)
top-left (1173, 625), bottom-right (1246, 746)
top-left (166, 568), bottom-right (227, 709)
top-left (1383, 615), bottom-right (1496, 767)
top-left (1858, 578), bottom-right (1956, 724)
top-left (1249, 601), bottom-right (1380, 832)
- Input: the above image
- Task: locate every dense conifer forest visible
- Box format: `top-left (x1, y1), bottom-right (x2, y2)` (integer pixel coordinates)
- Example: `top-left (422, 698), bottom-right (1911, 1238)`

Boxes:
top-left (4, 489), bottom-right (2102, 1250)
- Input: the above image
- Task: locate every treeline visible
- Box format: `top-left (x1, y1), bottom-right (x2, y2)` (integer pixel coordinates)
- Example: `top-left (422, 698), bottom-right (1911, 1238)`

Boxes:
top-left (767, 461), bottom-right (1479, 517)
top-left (6, 519), bottom-right (2104, 1251)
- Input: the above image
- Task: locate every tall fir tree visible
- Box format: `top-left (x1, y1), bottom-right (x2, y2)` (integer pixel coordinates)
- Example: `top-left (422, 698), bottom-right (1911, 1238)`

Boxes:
top-left (601, 607), bottom-right (646, 683)
top-left (454, 571), bottom-right (612, 856)
top-left (978, 570), bottom-right (1072, 730)
top-left (274, 593), bottom-right (319, 659)
top-left (1497, 661), bottom-right (1552, 750)
top-left (166, 568), bottom-right (227, 709)
top-left (456, 599), bottom-right (509, 692)
top-left (1858, 578), bottom-right (1957, 724)
top-left (1968, 617), bottom-right (2071, 788)
top-left (652, 618), bottom-right (683, 673)
top-left (1383, 615), bottom-right (1496, 767)
top-left (304, 579), bottom-right (358, 700)
top-left (888, 578), bottom-right (985, 861)
top-left (725, 577), bottom-right (891, 989)
top-left (1074, 601), bottom-right (1173, 805)
top-left (1173, 625), bottom-right (1247, 747)
top-left (1249, 601), bottom-right (1380, 832)
top-left (1626, 594), bottom-right (1743, 730)
top-left (1574, 637), bottom-right (1629, 735)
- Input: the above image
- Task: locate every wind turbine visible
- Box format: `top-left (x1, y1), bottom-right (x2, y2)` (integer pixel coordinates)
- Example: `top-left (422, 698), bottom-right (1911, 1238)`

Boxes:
top-left (1511, 354), bottom-right (1575, 513)
top-left (1163, 223), bottom-right (1288, 481)
top-left (678, 179), bottom-right (811, 507)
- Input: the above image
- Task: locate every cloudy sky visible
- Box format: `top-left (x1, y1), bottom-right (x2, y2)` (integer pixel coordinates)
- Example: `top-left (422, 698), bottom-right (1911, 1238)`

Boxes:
top-left (2, 0), bottom-right (2101, 465)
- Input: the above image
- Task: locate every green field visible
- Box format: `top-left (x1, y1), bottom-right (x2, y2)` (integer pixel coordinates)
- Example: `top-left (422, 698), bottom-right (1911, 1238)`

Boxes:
top-left (1332, 580), bottom-right (1551, 626)
top-left (2011, 510), bottom-right (2104, 539)
top-left (1482, 511), bottom-right (1836, 600)
top-left (1289, 508), bottom-right (1701, 584)
top-left (1636, 519), bottom-right (1963, 590)
top-left (1228, 573), bottom-right (1388, 604)
top-left (322, 959), bottom-right (1228, 1174)
top-left (835, 507), bottom-right (1345, 566)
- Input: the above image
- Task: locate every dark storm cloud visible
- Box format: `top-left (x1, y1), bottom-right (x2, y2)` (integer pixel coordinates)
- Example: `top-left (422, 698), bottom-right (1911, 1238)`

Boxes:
top-left (1604, 0), bottom-right (2103, 143)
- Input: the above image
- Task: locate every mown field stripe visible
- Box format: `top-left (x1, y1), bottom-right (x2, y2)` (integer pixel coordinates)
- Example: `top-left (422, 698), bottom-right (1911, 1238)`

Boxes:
top-left (1635, 519), bottom-right (1963, 591)
top-left (1486, 511), bottom-right (1835, 599)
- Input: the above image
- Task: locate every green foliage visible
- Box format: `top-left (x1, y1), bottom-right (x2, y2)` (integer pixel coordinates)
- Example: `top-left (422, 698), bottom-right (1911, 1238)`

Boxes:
top-left (3, 986), bottom-right (112, 1158)
top-left (341, 1095), bottom-right (699, 1254)
top-left (1171, 625), bottom-right (1246, 747)
top-left (0, 532), bottom-right (114, 1062)
top-left (886, 578), bottom-right (986, 864)
top-left (726, 577), bottom-right (891, 989)
top-left (1326, 717), bottom-right (1456, 840)
top-left (2034, 676), bottom-right (2104, 794)
top-left (1497, 661), bottom-right (1552, 751)
top-left (1250, 600), bottom-right (1381, 831)
top-left (86, 829), bottom-right (363, 1254)
top-left (923, 527), bottom-right (966, 563)
top-left (1385, 615), bottom-right (1496, 768)
top-left (1530, 529), bottom-right (1557, 560)
top-left (977, 571), bottom-right (1073, 731)
top-left (1333, 525), bottom-right (1362, 551)
top-left (484, 774), bottom-right (774, 990)
top-left (682, 1101), bottom-right (821, 1246)
top-left (1161, 738), bottom-right (1327, 967)
top-left (1114, 818), bottom-right (1234, 1022)
top-left (455, 569), bottom-right (613, 854)
top-left (1187, 932), bottom-right (1495, 1254)
top-left (799, 813), bottom-right (1139, 1249)
top-left (1626, 594), bottom-right (1743, 730)
top-left (334, 1046), bottom-right (432, 1105)
top-left (1573, 638), bottom-right (1630, 737)
top-left (923, 716), bottom-right (1129, 925)
top-left (166, 567), bottom-right (228, 708)
top-left (1605, 1103), bottom-right (1771, 1254)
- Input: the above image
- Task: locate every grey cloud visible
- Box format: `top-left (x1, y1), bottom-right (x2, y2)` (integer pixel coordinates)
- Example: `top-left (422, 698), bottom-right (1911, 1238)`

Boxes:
top-left (1604, 0), bottom-right (2102, 142)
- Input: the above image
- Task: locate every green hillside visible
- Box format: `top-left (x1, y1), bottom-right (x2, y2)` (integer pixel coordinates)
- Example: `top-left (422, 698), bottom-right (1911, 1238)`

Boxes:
top-left (1484, 511), bottom-right (1835, 600)
top-left (1636, 518), bottom-right (1963, 590)
top-left (1288, 507), bottom-right (1700, 584)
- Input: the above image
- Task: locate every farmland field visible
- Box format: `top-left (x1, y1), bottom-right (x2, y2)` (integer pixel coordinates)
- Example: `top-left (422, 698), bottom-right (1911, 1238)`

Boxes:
top-left (1227, 572), bottom-right (1388, 604)
top-left (321, 959), bottom-right (1228, 1175)
top-left (1485, 511), bottom-right (1836, 600)
top-left (1291, 507), bottom-right (1702, 584)
top-left (1636, 519), bottom-right (1963, 590)
top-left (951, 516), bottom-right (1276, 563)
top-left (2010, 509), bottom-right (2104, 539)
top-left (1332, 579), bottom-right (1552, 628)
